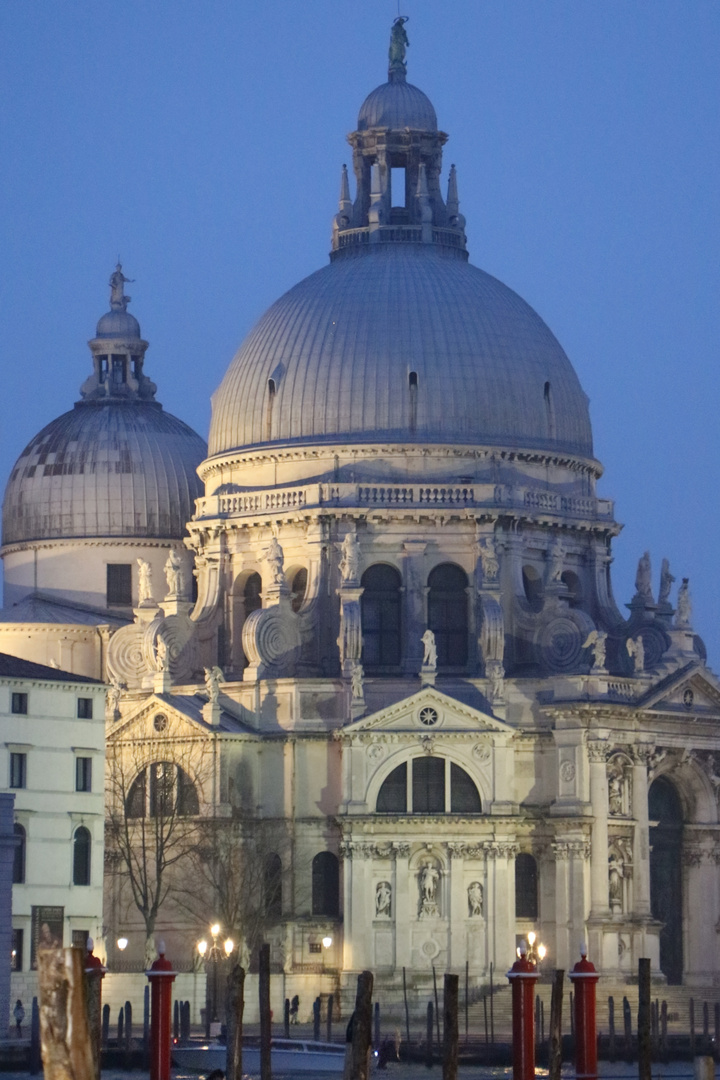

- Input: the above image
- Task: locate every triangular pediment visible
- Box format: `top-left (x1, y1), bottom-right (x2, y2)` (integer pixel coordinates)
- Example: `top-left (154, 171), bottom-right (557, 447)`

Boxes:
top-left (344, 686), bottom-right (514, 738)
top-left (109, 691), bottom-right (255, 742)
top-left (639, 663), bottom-right (720, 717)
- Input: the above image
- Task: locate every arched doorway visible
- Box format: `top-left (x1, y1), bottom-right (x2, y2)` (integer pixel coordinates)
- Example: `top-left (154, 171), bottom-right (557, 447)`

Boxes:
top-left (649, 776), bottom-right (683, 984)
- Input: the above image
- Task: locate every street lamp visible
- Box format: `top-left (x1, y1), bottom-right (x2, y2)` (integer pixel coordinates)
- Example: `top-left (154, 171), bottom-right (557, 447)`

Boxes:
top-left (197, 923), bottom-right (234, 1033)
top-left (117, 937), bottom-right (128, 952)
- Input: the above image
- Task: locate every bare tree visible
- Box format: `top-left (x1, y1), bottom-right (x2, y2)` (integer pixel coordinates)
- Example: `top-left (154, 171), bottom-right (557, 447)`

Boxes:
top-left (105, 737), bottom-right (211, 965)
top-left (179, 818), bottom-right (288, 968)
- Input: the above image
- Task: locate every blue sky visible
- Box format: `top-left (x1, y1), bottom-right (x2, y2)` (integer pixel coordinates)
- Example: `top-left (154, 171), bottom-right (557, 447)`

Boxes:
top-left (1, 2), bottom-right (719, 661)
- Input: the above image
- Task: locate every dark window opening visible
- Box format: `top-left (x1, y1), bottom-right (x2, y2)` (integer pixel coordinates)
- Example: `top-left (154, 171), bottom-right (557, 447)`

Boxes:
top-left (428, 563), bottom-right (469, 667)
top-left (11, 928), bottom-right (23, 972)
top-left (107, 564), bottom-right (132, 606)
top-left (77, 698), bottom-right (93, 719)
top-left (111, 355), bottom-right (126, 384)
top-left (544, 381), bottom-right (556, 439)
top-left (264, 853), bottom-right (282, 919)
top-left (290, 568), bottom-right (307, 613)
top-left (515, 853), bottom-right (538, 919)
top-left (73, 826), bottom-right (91, 886)
top-left (244, 573), bottom-right (262, 618)
top-left (522, 566), bottom-right (544, 613)
top-left (268, 378), bottom-right (276, 395)
top-left (127, 762), bottom-right (198, 818)
top-left (450, 763), bottom-right (482, 812)
top-left (561, 571), bottom-right (583, 608)
top-left (361, 564), bottom-right (402, 671)
top-left (409, 371), bottom-right (418, 388)
top-left (76, 758), bottom-right (92, 793)
top-left (312, 851), bottom-right (339, 917)
top-left (649, 776), bottom-right (684, 983)
top-left (11, 693), bottom-right (28, 715)
top-left (10, 753), bottom-right (26, 789)
top-left (72, 929), bottom-right (89, 950)
top-left (413, 756), bottom-right (445, 813)
top-left (98, 356), bottom-right (109, 382)
top-left (377, 763), bottom-right (407, 813)
top-left (13, 824), bottom-right (26, 884)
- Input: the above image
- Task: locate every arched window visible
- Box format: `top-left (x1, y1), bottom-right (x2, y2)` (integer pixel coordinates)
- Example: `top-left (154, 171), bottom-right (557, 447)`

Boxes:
top-left (311, 852), bottom-right (339, 917)
top-left (522, 566), bottom-right (544, 613)
top-left (125, 763), bottom-right (199, 818)
top-left (361, 565), bottom-right (402, 671)
top-left (290, 569), bottom-right (307, 613)
top-left (244, 573), bottom-right (262, 618)
top-left (649, 777), bottom-right (683, 984)
top-left (561, 571), bottom-right (583, 608)
top-left (73, 826), bottom-right (91, 886)
top-left (428, 563), bottom-right (468, 667)
top-left (13, 823), bottom-right (25, 884)
top-left (264, 853), bottom-right (282, 919)
top-left (376, 758), bottom-right (482, 814)
top-left (515, 853), bottom-right (538, 919)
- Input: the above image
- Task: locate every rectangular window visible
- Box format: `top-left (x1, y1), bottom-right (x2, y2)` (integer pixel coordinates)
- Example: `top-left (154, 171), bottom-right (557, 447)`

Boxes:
top-left (77, 698), bottom-right (93, 719)
top-left (11, 928), bottom-right (23, 972)
top-left (308, 942), bottom-right (322, 954)
top-left (76, 757), bottom-right (92, 792)
top-left (107, 564), bottom-right (132, 605)
top-left (71, 929), bottom-right (89, 950)
top-left (412, 757), bottom-right (445, 813)
top-left (10, 753), bottom-right (26, 789)
top-left (11, 692), bottom-right (28, 715)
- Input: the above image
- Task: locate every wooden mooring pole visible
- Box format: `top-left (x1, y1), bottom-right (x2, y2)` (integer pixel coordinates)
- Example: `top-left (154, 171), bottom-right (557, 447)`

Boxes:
top-left (225, 963), bottom-right (244, 1080)
top-left (637, 958), bottom-right (651, 1080)
top-left (548, 969), bottom-right (564, 1080)
top-left (37, 947), bottom-right (95, 1080)
top-left (258, 944), bottom-right (271, 1080)
top-left (350, 970), bottom-right (374, 1080)
top-left (442, 973), bottom-right (459, 1080)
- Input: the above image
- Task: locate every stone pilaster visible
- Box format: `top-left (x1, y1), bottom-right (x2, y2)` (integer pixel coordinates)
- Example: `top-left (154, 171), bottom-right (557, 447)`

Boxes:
top-left (631, 745), bottom-right (653, 917)
top-left (587, 739), bottom-right (611, 917)
top-left (401, 541), bottom-right (427, 676)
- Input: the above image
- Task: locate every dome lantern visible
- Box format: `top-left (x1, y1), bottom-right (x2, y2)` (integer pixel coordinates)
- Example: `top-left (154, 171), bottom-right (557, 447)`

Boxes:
top-left (332, 19), bottom-right (467, 259)
top-left (80, 264), bottom-right (157, 403)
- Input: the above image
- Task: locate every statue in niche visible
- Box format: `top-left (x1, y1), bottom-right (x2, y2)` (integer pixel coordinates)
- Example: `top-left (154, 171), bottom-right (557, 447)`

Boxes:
top-left (422, 629), bottom-right (437, 668)
top-left (635, 551), bottom-right (653, 601)
top-left (658, 558), bottom-right (675, 605)
top-left (264, 536), bottom-right (285, 586)
top-left (582, 629), bottom-right (607, 671)
top-left (339, 531), bottom-right (361, 583)
top-left (137, 558), bottom-right (153, 604)
top-left (608, 769), bottom-right (624, 816)
top-left (478, 536), bottom-right (499, 581)
top-left (204, 665), bottom-right (224, 705)
top-left (155, 634), bottom-right (168, 672)
top-left (389, 16), bottom-right (409, 67)
top-left (164, 550), bottom-right (184, 598)
top-left (486, 659), bottom-right (504, 703)
top-left (547, 537), bottom-right (565, 583)
top-left (608, 853), bottom-right (624, 912)
top-left (419, 861), bottom-right (440, 919)
top-left (375, 881), bottom-right (392, 918)
top-left (467, 881), bottom-right (483, 917)
top-left (351, 663), bottom-right (364, 700)
top-left (107, 677), bottom-right (125, 719)
top-left (676, 578), bottom-right (692, 628)
top-left (626, 635), bottom-right (645, 674)
top-left (109, 263), bottom-right (134, 310)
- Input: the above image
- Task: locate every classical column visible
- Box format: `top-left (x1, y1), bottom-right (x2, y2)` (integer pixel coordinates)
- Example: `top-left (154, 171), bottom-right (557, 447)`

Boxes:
top-left (393, 843), bottom-right (411, 969)
top-left (489, 841), bottom-right (517, 968)
top-left (447, 843), bottom-right (466, 969)
top-left (552, 841), bottom-right (571, 970)
top-left (587, 739), bottom-right (610, 916)
top-left (631, 746), bottom-right (653, 917)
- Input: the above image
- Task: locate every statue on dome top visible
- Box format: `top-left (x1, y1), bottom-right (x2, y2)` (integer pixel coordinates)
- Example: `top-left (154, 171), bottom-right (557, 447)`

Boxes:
top-left (389, 16), bottom-right (409, 77)
top-left (658, 558), bottom-right (675, 606)
top-left (635, 551), bottom-right (653, 602)
top-left (109, 262), bottom-right (134, 311)
top-left (675, 578), bottom-right (692, 628)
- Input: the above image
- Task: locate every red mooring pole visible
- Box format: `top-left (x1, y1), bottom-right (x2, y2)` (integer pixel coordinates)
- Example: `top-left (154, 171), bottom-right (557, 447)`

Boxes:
top-left (147, 941), bottom-right (177, 1080)
top-left (568, 944), bottom-right (599, 1080)
top-left (507, 941), bottom-right (538, 1080)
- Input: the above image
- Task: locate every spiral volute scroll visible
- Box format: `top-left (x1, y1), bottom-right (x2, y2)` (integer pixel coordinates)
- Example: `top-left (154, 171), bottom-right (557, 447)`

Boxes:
top-left (242, 604), bottom-right (302, 675)
top-left (536, 609), bottom-right (594, 674)
top-left (107, 622), bottom-right (154, 688)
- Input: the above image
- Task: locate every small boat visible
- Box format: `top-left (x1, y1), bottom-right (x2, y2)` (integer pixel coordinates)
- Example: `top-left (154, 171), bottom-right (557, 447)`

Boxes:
top-left (173, 1036), bottom-right (349, 1075)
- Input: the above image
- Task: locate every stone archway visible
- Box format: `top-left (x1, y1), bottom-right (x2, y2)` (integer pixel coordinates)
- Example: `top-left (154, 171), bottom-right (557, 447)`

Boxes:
top-left (649, 776), bottom-right (683, 984)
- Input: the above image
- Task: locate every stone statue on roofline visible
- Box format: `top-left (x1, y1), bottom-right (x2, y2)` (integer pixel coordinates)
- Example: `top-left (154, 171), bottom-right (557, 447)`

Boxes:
top-left (109, 263), bottom-right (134, 311)
top-left (422, 628), bottom-right (437, 668)
top-left (389, 16), bottom-right (409, 78)
top-left (658, 558), bottom-right (675, 606)
top-left (635, 551), bottom-right (653, 602)
top-left (675, 578), bottom-right (692, 628)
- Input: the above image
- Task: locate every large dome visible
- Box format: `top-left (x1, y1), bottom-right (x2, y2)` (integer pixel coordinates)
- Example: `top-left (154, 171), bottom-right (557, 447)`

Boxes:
top-left (3, 401), bottom-right (206, 545)
top-left (209, 244), bottom-right (593, 460)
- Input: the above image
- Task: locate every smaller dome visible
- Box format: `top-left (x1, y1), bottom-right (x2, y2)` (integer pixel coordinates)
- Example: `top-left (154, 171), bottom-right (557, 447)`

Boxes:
top-left (96, 309), bottom-right (141, 339)
top-left (358, 80), bottom-right (438, 132)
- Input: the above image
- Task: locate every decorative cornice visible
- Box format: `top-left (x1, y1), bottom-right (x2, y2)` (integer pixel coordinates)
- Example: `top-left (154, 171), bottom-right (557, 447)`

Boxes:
top-left (552, 840), bottom-right (591, 861)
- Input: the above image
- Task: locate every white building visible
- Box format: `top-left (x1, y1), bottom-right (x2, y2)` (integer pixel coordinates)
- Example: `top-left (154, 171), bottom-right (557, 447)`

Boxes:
top-left (2, 21), bottom-right (720, 1012)
top-left (1, 652), bottom-right (106, 1003)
